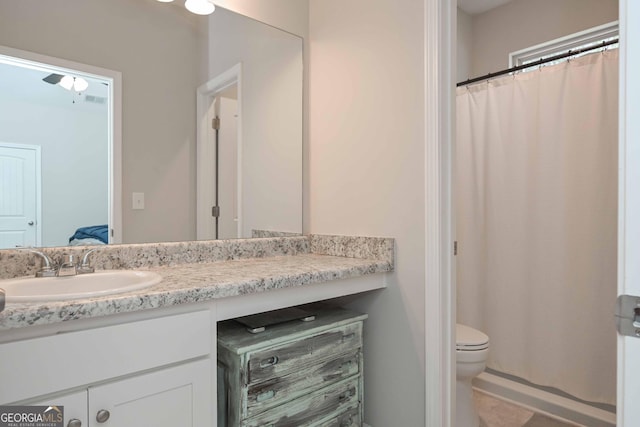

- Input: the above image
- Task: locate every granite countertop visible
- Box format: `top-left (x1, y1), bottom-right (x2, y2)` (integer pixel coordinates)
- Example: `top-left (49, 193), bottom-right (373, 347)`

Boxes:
top-left (0, 252), bottom-right (392, 331)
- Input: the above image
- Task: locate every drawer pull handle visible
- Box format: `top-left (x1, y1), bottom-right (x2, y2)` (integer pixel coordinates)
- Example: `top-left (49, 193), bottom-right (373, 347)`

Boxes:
top-left (259, 356), bottom-right (279, 368)
top-left (342, 333), bottom-right (356, 342)
top-left (338, 388), bottom-right (356, 402)
top-left (340, 360), bottom-right (354, 371)
top-left (256, 389), bottom-right (276, 402)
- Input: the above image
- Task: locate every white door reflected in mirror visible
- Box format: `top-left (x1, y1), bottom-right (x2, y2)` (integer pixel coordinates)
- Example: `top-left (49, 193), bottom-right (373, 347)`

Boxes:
top-left (0, 144), bottom-right (40, 248)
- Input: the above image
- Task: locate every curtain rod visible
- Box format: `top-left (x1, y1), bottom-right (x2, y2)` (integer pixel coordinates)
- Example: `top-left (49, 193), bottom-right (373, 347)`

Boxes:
top-left (456, 38), bottom-right (619, 87)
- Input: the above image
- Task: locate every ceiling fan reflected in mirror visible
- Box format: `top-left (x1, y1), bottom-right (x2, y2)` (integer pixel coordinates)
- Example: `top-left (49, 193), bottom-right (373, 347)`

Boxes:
top-left (42, 73), bottom-right (63, 85)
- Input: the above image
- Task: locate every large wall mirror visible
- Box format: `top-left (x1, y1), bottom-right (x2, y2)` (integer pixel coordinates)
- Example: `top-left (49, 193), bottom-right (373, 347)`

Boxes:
top-left (0, 0), bottom-right (302, 249)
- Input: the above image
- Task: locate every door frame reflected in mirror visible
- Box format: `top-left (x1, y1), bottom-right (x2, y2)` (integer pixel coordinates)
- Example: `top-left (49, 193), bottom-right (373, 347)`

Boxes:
top-left (196, 63), bottom-right (243, 241)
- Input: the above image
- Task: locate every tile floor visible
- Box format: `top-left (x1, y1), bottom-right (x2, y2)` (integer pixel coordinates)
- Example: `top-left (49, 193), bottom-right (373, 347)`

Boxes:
top-left (474, 390), bottom-right (583, 427)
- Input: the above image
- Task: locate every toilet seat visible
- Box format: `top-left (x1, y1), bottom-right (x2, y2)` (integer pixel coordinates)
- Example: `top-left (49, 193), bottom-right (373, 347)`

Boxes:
top-left (456, 324), bottom-right (489, 351)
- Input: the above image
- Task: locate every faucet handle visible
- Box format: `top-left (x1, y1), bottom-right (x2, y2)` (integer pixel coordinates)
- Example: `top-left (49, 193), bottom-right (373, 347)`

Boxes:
top-left (27, 250), bottom-right (57, 277)
top-left (77, 249), bottom-right (97, 274)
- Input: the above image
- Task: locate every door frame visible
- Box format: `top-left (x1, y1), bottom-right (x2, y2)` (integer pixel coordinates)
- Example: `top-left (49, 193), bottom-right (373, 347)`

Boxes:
top-left (430, 1), bottom-right (638, 426)
top-left (196, 63), bottom-right (243, 240)
top-left (616, 1), bottom-right (640, 426)
top-left (0, 142), bottom-right (42, 247)
top-left (0, 45), bottom-right (122, 244)
top-left (425, 0), bottom-right (456, 426)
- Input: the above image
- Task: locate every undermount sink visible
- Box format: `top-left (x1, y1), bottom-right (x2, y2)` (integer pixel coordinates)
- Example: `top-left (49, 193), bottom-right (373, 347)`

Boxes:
top-left (1, 270), bottom-right (162, 302)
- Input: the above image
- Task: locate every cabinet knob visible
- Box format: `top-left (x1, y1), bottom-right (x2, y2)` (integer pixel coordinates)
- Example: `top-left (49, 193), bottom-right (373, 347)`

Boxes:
top-left (96, 410), bottom-right (110, 423)
top-left (67, 419), bottom-right (82, 427)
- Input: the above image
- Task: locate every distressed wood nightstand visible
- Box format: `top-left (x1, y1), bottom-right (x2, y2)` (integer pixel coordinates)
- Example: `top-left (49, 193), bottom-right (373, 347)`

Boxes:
top-left (217, 305), bottom-right (367, 427)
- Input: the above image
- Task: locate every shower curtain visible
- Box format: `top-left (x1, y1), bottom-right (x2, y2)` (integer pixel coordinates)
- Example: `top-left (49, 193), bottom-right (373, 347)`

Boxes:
top-left (456, 50), bottom-right (618, 405)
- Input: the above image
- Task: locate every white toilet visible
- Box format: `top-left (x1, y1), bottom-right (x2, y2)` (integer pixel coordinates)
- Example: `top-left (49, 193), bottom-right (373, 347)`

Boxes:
top-left (456, 324), bottom-right (489, 427)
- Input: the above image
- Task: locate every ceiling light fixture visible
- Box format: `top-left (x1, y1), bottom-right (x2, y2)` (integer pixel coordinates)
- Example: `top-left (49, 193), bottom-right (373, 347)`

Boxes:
top-left (185, 0), bottom-right (215, 15)
top-left (156, 0), bottom-right (216, 15)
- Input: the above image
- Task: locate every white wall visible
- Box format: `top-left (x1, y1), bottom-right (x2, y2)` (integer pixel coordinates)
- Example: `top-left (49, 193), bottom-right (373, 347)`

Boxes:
top-left (470, 0), bottom-right (618, 76)
top-left (0, 66), bottom-right (108, 247)
top-left (0, 0), bottom-right (208, 244)
top-left (457, 8), bottom-right (472, 83)
top-left (309, 0), bottom-right (426, 425)
top-left (208, 8), bottom-right (303, 237)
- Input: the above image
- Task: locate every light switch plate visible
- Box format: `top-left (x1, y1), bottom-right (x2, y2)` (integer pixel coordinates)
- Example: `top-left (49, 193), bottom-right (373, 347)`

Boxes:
top-left (132, 192), bottom-right (145, 210)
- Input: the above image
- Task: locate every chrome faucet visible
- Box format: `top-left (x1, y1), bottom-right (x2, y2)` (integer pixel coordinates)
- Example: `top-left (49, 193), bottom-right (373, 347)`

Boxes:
top-left (26, 249), bottom-right (98, 277)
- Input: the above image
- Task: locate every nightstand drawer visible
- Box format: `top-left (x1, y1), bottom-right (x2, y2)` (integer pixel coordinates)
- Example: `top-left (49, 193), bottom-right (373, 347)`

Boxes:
top-left (248, 322), bottom-right (362, 384)
top-left (246, 351), bottom-right (360, 418)
top-left (243, 376), bottom-right (360, 427)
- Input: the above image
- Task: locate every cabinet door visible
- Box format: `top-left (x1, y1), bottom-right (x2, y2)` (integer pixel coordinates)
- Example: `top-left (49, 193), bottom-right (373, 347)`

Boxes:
top-left (88, 359), bottom-right (212, 427)
top-left (30, 390), bottom-right (88, 427)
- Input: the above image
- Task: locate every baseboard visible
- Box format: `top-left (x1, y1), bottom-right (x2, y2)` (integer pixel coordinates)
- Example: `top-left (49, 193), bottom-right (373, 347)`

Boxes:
top-left (473, 372), bottom-right (615, 427)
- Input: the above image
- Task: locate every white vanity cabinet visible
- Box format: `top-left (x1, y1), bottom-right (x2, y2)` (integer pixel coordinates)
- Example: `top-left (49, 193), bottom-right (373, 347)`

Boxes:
top-left (31, 359), bottom-right (209, 427)
top-left (29, 360), bottom-right (210, 427)
top-left (87, 359), bottom-right (210, 427)
top-left (0, 310), bottom-right (214, 427)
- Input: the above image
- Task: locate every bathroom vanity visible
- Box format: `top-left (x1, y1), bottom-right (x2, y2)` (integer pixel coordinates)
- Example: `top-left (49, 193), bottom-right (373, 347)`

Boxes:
top-left (0, 235), bottom-right (393, 426)
top-left (2, 310), bottom-right (213, 426)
